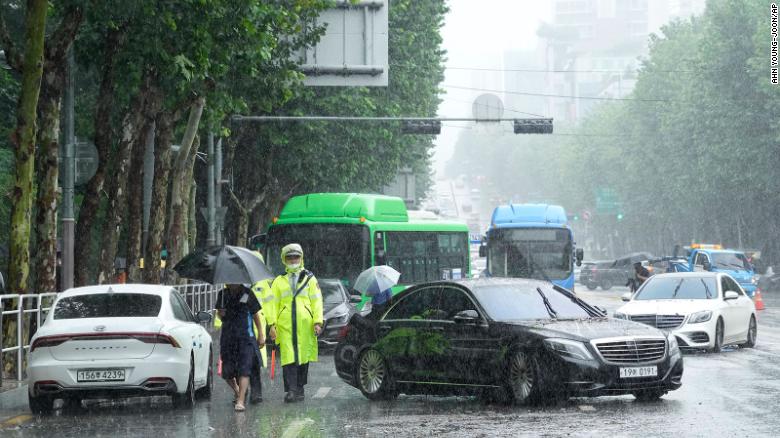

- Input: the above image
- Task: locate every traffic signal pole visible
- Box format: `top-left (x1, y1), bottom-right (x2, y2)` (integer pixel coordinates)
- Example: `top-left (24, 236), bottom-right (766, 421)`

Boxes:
top-left (61, 49), bottom-right (75, 290)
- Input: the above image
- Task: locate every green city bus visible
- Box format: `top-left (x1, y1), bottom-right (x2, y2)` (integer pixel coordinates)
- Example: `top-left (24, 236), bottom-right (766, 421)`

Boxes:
top-left (261, 193), bottom-right (470, 298)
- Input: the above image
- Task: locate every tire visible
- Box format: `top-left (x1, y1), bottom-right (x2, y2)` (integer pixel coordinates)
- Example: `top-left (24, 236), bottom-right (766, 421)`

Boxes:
top-left (585, 282), bottom-right (597, 291)
top-left (356, 349), bottom-right (396, 401)
top-left (600, 280), bottom-right (612, 291)
top-left (173, 357), bottom-right (196, 408)
top-left (710, 318), bottom-right (724, 353)
top-left (505, 350), bottom-right (542, 405)
top-left (28, 393), bottom-right (54, 415)
top-left (195, 347), bottom-right (213, 400)
top-left (633, 389), bottom-right (666, 401)
top-left (739, 315), bottom-right (757, 348)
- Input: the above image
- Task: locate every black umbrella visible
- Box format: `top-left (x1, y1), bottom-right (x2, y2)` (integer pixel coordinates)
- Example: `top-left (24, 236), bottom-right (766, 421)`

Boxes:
top-left (613, 252), bottom-right (655, 266)
top-left (173, 245), bottom-right (274, 285)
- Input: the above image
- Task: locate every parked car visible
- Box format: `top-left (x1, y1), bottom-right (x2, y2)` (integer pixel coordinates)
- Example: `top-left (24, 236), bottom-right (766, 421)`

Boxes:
top-left (27, 284), bottom-right (213, 414)
top-left (319, 279), bottom-right (360, 347)
top-left (335, 278), bottom-right (683, 404)
top-left (579, 260), bottom-right (629, 290)
top-left (614, 272), bottom-right (756, 352)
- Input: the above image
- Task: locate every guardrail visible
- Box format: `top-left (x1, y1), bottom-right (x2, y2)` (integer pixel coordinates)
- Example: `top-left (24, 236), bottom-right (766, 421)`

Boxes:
top-left (0, 283), bottom-right (220, 382)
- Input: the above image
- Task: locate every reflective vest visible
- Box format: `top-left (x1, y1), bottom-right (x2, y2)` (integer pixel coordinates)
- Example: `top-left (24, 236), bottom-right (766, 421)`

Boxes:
top-left (267, 271), bottom-right (323, 366)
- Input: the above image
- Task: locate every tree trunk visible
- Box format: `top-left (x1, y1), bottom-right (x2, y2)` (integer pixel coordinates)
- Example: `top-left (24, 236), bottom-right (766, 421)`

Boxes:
top-left (166, 98), bottom-right (204, 269)
top-left (143, 112), bottom-right (175, 284)
top-left (7, 0), bottom-right (47, 293)
top-left (74, 29), bottom-right (121, 286)
top-left (125, 120), bottom-right (153, 282)
top-left (32, 57), bottom-right (66, 293)
top-left (96, 89), bottom-right (148, 284)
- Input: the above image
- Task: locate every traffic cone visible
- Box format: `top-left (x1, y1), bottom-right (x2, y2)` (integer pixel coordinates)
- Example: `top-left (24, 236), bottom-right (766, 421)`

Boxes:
top-left (753, 289), bottom-right (766, 311)
top-left (217, 357), bottom-right (222, 376)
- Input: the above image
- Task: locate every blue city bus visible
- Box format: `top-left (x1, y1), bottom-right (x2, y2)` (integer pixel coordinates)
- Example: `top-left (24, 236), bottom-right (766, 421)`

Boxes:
top-left (479, 204), bottom-right (583, 290)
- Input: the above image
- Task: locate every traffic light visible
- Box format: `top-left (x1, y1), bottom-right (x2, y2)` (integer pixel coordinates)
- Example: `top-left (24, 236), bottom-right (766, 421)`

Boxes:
top-left (616, 213), bottom-right (624, 221)
top-left (513, 118), bottom-right (553, 134)
top-left (573, 214), bottom-right (579, 221)
top-left (402, 120), bottom-right (441, 135)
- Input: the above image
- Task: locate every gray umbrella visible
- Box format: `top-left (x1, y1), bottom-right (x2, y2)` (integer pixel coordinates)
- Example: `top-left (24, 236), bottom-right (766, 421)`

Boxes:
top-left (173, 245), bottom-right (274, 285)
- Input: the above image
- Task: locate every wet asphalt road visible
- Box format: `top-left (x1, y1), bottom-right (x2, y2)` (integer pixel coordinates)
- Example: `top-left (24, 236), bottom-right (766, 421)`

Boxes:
top-left (4, 287), bottom-right (780, 437)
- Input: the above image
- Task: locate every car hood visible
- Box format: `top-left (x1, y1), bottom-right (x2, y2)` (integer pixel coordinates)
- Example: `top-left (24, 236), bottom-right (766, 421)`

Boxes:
top-left (506, 317), bottom-right (663, 342)
top-left (617, 299), bottom-right (716, 316)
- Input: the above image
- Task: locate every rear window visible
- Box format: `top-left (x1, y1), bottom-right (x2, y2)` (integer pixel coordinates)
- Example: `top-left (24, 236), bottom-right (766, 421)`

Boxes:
top-left (54, 293), bottom-right (162, 319)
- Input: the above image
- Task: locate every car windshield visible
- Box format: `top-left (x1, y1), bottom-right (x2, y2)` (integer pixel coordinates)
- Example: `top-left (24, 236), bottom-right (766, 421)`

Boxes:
top-left (266, 224), bottom-right (369, 287)
top-left (320, 282), bottom-right (346, 305)
top-left (710, 253), bottom-right (751, 271)
top-left (635, 276), bottom-right (717, 300)
top-left (487, 228), bottom-right (573, 280)
top-left (53, 293), bottom-right (162, 319)
top-left (472, 283), bottom-right (592, 321)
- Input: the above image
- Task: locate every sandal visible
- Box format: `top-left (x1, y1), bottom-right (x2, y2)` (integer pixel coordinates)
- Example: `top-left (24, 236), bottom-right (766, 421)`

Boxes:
top-left (234, 403), bottom-right (246, 412)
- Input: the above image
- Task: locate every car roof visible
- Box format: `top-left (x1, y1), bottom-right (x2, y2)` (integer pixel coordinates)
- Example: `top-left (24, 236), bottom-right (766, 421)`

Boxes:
top-left (59, 283), bottom-right (174, 297)
top-left (650, 272), bottom-right (721, 279)
top-left (422, 277), bottom-right (552, 292)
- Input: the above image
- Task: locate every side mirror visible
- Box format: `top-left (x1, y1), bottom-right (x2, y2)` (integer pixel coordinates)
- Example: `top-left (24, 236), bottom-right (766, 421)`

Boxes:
top-left (196, 311), bottom-right (213, 323)
top-left (453, 309), bottom-right (480, 324)
top-left (621, 292), bottom-right (632, 302)
top-left (703, 261), bottom-right (712, 271)
top-left (478, 244), bottom-right (487, 258)
top-left (724, 291), bottom-right (739, 301)
top-left (349, 294), bottom-right (363, 304)
top-left (575, 248), bottom-right (584, 266)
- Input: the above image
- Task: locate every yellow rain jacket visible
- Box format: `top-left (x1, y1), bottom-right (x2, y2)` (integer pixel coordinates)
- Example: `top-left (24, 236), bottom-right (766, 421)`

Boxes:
top-left (266, 245), bottom-right (323, 367)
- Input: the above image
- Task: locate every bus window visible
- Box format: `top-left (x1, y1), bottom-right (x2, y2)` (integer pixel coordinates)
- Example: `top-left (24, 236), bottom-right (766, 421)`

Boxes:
top-left (385, 232), bottom-right (469, 283)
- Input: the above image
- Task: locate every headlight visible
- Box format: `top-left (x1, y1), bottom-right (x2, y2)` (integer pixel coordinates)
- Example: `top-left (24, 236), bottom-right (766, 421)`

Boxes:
top-left (327, 312), bottom-right (350, 326)
top-left (613, 312), bottom-right (628, 320)
top-left (544, 338), bottom-right (595, 361)
top-left (668, 334), bottom-right (680, 355)
top-left (688, 310), bottom-right (712, 324)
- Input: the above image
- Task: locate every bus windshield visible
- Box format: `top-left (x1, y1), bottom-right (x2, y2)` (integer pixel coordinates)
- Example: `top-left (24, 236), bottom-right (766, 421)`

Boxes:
top-left (266, 224), bottom-right (370, 286)
top-left (487, 228), bottom-right (573, 281)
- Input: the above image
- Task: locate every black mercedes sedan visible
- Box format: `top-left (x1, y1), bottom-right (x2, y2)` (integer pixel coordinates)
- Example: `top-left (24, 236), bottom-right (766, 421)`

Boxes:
top-left (334, 278), bottom-right (683, 405)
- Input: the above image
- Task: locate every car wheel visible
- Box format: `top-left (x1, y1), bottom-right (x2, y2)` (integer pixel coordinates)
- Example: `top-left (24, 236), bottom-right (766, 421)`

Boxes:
top-left (600, 280), bottom-right (612, 291)
top-left (173, 356), bottom-right (196, 408)
top-left (710, 318), bottom-right (724, 353)
top-left (739, 315), bottom-right (757, 348)
top-left (633, 389), bottom-right (666, 401)
top-left (195, 347), bottom-right (213, 400)
top-left (505, 350), bottom-right (542, 405)
top-left (28, 393), bottom-right (54, 415)
top-left (585, 282), bottom-right (597, 291)
top-left (357, 349), bottom-right (396, 401)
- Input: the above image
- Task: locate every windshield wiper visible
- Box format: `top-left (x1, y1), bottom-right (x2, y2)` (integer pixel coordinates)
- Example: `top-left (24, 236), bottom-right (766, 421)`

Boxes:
top-left (700, 278), bottom-right (712, 299)
top-left (671, 279), bottom-right (684, 298)
top-left (536, 287), bottom-right (558, 319)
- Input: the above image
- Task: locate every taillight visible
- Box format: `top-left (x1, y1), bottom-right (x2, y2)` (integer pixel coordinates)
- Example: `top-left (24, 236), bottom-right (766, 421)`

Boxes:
top-left (133, 333), bottom-right (181, 348)
top-left (30, 336), bottom-right (70, 352)
top-left (337, 325), bottom-right (351, 339)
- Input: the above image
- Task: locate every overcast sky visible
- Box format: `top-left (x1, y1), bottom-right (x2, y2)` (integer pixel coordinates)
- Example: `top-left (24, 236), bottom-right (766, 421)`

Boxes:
top-left (433, 1), bottom-right (552, 175)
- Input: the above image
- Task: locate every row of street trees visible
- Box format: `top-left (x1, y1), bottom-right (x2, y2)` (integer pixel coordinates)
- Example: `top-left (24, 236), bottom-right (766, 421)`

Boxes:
top-left (0, 0), bottom-right (448, 293)
top-left (448, 0), bottom-right (779, 263)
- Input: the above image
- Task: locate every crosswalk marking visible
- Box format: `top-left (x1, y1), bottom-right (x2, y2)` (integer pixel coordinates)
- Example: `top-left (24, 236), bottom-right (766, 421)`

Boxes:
top-left (313, 386), bottom-right (331, 398)
top-left (281, 418), bottom-right (315, 438)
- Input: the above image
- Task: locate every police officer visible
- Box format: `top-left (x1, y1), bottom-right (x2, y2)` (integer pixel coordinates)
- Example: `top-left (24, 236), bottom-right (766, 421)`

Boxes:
top-left (266, 244), bottom-right (323, 403)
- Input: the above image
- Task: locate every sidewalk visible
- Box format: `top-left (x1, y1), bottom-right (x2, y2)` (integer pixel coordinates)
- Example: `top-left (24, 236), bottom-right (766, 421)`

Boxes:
top-left (0, 379), bottom-right (29, 424)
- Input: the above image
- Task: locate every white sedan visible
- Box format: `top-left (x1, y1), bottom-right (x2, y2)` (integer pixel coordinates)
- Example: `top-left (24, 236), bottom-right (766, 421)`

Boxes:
top-left (28, 284), bottom-right (213, 413)
top-left (614, 272), bottom-right (756, 353)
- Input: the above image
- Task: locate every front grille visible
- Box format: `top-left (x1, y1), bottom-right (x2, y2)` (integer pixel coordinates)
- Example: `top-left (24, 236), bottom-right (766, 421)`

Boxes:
top-left (595, 338), bottom-right (666, 364)
top-left (630, 314), bottom-right (685, 330)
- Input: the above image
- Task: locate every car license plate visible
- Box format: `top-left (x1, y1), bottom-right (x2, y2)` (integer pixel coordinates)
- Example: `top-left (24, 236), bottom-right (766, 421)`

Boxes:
top-left (77, 369), bottom-right (126, 382)
top-left (619, 366), bottom-right (657, 378)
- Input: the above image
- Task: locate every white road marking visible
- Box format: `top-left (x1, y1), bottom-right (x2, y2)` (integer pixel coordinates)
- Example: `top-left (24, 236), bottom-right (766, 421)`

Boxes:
top-left (313, 386), bottom-right (331, 398)
top-left (281, 418), bottom-right (315, 438)
top-left (578, 405), bottom-right (596, 412)
top-left (331, 371), bottom-right (338, 377)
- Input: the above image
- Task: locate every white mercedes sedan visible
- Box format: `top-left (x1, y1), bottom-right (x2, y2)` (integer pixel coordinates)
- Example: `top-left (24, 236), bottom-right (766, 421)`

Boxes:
top-left (28, 284), bottom-right (213, 413)
top-left (614, 272), bottom-right (756, 353)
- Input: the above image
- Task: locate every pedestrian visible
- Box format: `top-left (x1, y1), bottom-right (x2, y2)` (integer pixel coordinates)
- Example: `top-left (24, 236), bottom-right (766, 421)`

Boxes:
top-left (633, 262), bottom-right (650, 287)
top-left (266, 243), bottom-right (324, 403)
top-left (368, 287), bottom-right (393, 318)
top-left (215, 283), bottom-right (264, 411)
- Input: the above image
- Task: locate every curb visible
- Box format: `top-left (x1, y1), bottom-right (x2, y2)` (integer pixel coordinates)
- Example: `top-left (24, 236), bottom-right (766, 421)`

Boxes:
top-left (0, 383), bottom-right (28, 414)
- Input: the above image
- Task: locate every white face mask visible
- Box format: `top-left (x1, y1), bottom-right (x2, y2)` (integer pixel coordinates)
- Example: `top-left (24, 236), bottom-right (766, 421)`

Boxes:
top-left (286, 262), bottom-right (301, 270)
